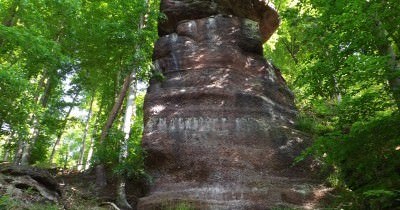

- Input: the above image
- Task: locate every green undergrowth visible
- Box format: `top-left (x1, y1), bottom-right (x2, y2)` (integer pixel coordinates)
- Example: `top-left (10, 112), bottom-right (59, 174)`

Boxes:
top-left (160, 200), bottom-right (195, 210)
top-left (295, 110), bottom-right (400, 209)
top-left (0, 195), bottom-right (60, 210)
top-left (168, 202), bottom-right (194, 210)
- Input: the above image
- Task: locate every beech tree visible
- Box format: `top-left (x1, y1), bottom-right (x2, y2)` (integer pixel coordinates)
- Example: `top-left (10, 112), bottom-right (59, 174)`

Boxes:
top-left (0, 0), bottom-right (81, 165)
top-left (2, 0), bottom-right (399, 209)
top-left (0, 0), bottom-right (158, 175)
top-left (266, 0), bottom-right (400, 208)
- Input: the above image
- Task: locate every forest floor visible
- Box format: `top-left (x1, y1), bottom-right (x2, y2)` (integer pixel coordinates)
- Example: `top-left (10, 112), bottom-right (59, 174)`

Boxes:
top-left (0, 163), bottom-right (145, 210)
top-left (56, 170), bottom-right (145, 209)
top-left (1, 164), bottom-right (335, 209)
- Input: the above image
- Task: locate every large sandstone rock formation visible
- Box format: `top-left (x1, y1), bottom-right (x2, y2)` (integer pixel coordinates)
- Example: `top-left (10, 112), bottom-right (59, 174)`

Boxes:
top-left (139, 1), bottom-right (321, 209)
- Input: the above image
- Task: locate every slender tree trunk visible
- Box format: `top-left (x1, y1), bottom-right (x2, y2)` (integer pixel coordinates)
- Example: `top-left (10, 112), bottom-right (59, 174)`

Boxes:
top-left (98, 74), bottom-right (133, 148)
top-left (84, 104), bottom-right (103, 171)
top-left (20, 119), bottom-right (39, 165)
top-left (3, 151), bottom-right (10, 162)
top-left (49, 134), bottom-right (63, 164)
top-left (84, 131), bottom-right (96, 170)
top-left (96, 73), bottom-right (133, 187)
top-left (116, 2), bottom-right (149, 207)
top-left (116, 72), bottom-right (137, 210)
top-left (374, 19), bottom-right (400, 110)
top-left (333, 76), bottom-right (342, 103)
top-left (20, 77), bottom-right (52, 165)
top-left (84, 117), bottom-right (98, 170)
top-left (39, 77), bottom-right (52, 110)
top-left (1, 0), bottom-right (19, 26)
top-left (0, 0), bottom-right (19, 49)
top-left (13, 137), bottom-right (24, 165)
top-left (77, 93), bottom-right (95, 171)
top-left (63, 146), bottom-right (69, 173)
top-left (2, 130), bottom-right (15, 162)
top-left (48, 90), bottom-right (80, 164)
top-left (116, 3), bottom-right (149, 208)
top-left (384, 45), bottom-right (400, 110)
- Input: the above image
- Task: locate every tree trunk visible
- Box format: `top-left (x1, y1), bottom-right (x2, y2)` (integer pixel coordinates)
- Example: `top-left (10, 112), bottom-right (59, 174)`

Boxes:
top-left (384, 45), bottom-right (400, 110)
top-left (116, 179), bottom-right (132, 210)
top-left (84, 119), bottom-right (97, 170)
top-left (20, 119), bottom-right (39, 165)
top-left (63, 146), bottom-right (69, 173)
top-left (96, 73), bottom-right (133, 187)
top-left (374, 20), bottom-right (400, 110)
top-left (1, 0), bottom-right (19, 26)
top-left (98, 74), bottom-right (133, 147)
top-left (116, 2), bottom-right (149, 206)
top-left (49, 134), bottom-right (63, 164)
top-left (48, 90), bottom-right (80, 164)
top-left (13, 137), bottom-right (24, 165)
top-left (84, 104), bottom-right (103, 171)
top-left (77, 93), bottom-right (95, 171)
top-left (2, 130), bottom-right (15, 162)
top-left (39, 77), bottom-right (52, 110)
top-left (116, 72), bottom-right (137, 210)
top-left (14, 68), bottom-right (49, 165)
top-left (0, 0), bottom-right (20, 48)
top-left (20, 76), bottom-right (52, 165)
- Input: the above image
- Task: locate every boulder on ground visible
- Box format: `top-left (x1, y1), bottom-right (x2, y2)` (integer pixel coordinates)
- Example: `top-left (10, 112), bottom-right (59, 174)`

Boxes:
top-left (0, 164), bottom-right (61, 204)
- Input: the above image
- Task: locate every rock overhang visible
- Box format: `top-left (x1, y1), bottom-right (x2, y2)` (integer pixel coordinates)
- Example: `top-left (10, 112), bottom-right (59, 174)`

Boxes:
top-left (159, 0), bottom-right (279, 42)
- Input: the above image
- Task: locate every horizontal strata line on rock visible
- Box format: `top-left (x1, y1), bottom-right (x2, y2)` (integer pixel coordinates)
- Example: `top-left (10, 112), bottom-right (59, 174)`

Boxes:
top-left (143, 116), bottom-right (295, 135)
top-left (159, 66), bottom-right (269, 76)
top-left (148, 84), bottom-right (281, 94)
top-left (146, 91), bottom-right (296, 114)
top-left (148, 86), bottom-right (291, 100)
top-left (146, 107), bottom-right (294, 119)
top-left (140, 183), bottom-right (322, 200)
top-left (154, 67), bottom-right (294, 94)
top-left (146, 107), bottom-right (295, 118)
top-left (138, 200), bottom-right (254, 210)
top-left (139, 198), bottom-right (252, 205)
top-left (144, 190), bottom-right (304, 198)
top-left (144, 116), bottom-right (295, 130)
top-left (154, 40), bottom-right (265, 60)
top-left (151, 177), bottom-right (319, 186)
top-left (146, 106), bottom-right (296, 119)
top-left (146, 107), bottom-right (294, 113)
top-left (150, 86), bottom-right (293, 103)
top-left (138, 198), bottom-right (308, 209)
top-left (138, 194), bottom-right (306, 207)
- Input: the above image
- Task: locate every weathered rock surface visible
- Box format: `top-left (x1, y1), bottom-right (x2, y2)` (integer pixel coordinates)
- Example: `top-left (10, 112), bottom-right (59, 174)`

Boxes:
top-left (158, 0), bottom-right (279, 41)
top-left (139, 1), bottom-right (322, 209)
top-left (0, 164), bottom-right (61, 204)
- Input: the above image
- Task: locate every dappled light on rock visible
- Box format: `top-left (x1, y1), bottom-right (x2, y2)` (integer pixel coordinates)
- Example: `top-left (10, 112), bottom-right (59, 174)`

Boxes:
top-left (139, 0), bottom-right (325, 209)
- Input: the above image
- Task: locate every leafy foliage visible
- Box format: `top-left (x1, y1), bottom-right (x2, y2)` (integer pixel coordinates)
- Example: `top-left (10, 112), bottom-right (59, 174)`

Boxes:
top-left (0, 0), bottom-right (159, 178)
top-left (0, 194), bottom-right (61, 210)
top-left (267, 0), bottom-right (400, 209)
top-left (2, 0), bottom-right (399, 209)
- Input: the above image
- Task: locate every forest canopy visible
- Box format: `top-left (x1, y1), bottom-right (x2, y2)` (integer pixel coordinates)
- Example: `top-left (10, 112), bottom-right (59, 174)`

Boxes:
top-left (265, 0), bottom-right (400, 209)
top-left (0, 0), bottom-right (399, 209)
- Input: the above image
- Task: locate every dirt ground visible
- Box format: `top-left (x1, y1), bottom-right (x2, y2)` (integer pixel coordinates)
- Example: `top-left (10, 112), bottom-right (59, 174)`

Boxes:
top-left (56, 170), bottom-right (146, 209)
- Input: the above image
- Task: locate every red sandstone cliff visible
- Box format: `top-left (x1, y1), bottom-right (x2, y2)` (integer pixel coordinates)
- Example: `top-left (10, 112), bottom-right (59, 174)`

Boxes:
top-left (139, 1), bottom-right (322, 209)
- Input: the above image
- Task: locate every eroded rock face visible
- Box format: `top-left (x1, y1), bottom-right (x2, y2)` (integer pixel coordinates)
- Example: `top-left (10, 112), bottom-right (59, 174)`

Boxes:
top-left (139, 1), bottom-right (320, 209)
top-left (0, 164), bottom-right (61, 203)
top-left (158, 0), bottom-right (280, 41)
